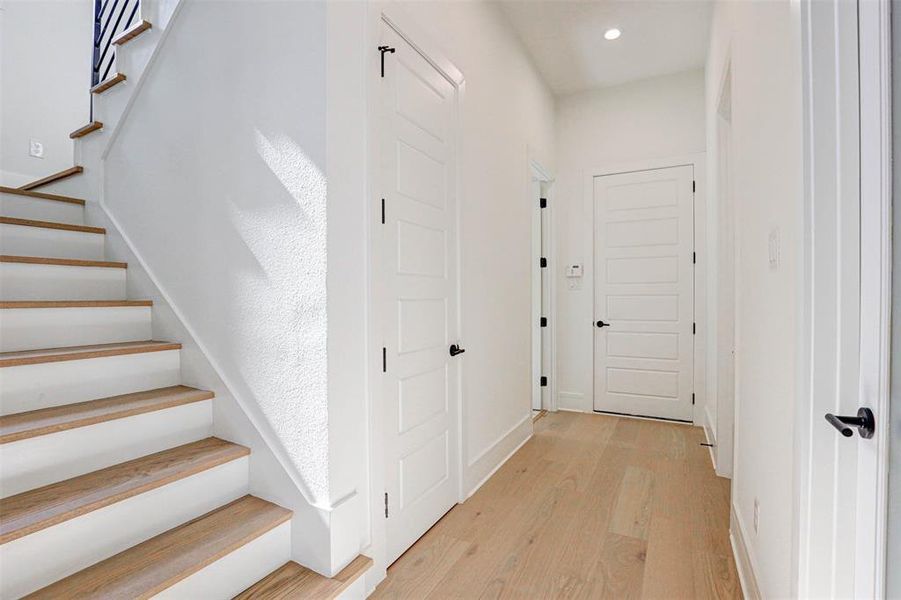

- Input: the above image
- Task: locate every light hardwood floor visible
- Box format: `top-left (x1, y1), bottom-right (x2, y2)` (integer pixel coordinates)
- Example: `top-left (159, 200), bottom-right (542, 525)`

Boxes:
top-left (373, 411), bottom-right (741, 599)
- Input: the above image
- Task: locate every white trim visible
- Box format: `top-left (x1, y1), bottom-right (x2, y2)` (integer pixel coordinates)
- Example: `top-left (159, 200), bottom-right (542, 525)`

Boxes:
top-left (465, 421), bottom-right (533, 499)
top-left (583, 152), bottom-right (706, 425)
top-left (530, 156), bottom-right (556, 413)
top-left (466, 413), bottom-right (532, 468)
top-left (857, 0), bottom-right (892, 594)
top-left (731, 505), bottom-right (762, 600)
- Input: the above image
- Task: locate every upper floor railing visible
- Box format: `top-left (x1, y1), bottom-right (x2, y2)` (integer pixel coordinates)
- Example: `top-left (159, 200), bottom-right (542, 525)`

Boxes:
top-left (92, 0), bottom-right (141, 86)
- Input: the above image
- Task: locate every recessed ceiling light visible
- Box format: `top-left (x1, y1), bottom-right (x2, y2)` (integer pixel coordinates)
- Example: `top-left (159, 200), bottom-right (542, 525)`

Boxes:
top-left (604, 28), bottom-right (621, 41)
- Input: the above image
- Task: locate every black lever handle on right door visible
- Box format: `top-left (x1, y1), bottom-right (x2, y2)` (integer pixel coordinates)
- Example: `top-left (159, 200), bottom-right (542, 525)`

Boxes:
top-left (596, 320), bottom-right (611, 328)
top-left (825, 407), bottom-right (875, 439)
top-left (449, 344), bottom-right (466, 357)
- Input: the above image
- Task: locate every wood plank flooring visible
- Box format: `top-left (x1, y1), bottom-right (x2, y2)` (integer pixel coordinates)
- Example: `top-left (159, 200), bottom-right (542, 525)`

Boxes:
top-left (373, 411), bottom-right (741, 599)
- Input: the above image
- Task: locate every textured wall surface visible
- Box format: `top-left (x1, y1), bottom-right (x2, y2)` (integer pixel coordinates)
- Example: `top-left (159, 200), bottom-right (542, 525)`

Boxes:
top-left (103, 0), bottom-right (331, 504)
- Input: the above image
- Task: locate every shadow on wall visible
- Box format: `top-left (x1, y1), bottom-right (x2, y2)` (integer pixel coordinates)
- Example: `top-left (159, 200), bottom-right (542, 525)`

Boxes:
top-left (102, 0), bottom-right (331, 505)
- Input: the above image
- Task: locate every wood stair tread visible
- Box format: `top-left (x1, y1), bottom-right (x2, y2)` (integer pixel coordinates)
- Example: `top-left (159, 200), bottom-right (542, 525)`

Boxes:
top-left (0, 300), bottom-right (151, 309)
top-left (0, 385), bottom-right (213, 444)
top-left (69, 122), bottom-right (103, 139)
top-left (234, 556), bottom-right (373, 600)
top-left (27, 495), bottom-right (291, 599)
top-left (19, 167), bottom-right (84, 192)
top-left (113, 20), bottom-right (152, 45)
top-left (91, 73), bottom-right (126, 94)
top-left (0, 186), bottom-right (86, 205)
top-left (0, 255), bottom-right (126, 268)
top-left (0, 340), bottom-right (181, 368)
top-left (0, 438), bottom-right (249, 545)
top-left (0, 216), bottom-right (104, 234)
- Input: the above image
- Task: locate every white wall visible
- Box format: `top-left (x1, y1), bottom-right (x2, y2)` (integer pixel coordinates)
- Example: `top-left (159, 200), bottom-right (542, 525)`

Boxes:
top-left (706, 1), bottom-right (802, 597)
top-left (0, 0), bottom-right (92, 186)
top-left (553, 69), bottom-right (706, 413)
top-left (389, 0), bottom-right (556, 496)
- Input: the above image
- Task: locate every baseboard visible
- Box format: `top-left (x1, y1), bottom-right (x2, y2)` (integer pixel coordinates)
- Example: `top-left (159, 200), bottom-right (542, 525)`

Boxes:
top-left (464, 413), bottom-right (532, 498)
top-left (702, 412), bottom-right (717, 472)
top-left (556, 391), bottom-right (588, 412)
top-left (730, 504), bottom-right (762, 600)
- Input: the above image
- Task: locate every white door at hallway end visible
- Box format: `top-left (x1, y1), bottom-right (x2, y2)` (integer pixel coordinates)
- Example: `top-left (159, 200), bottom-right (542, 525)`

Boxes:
top-left (377, 22), bottom-right (461, 565)
top-left (593, 165), bottom-right (694, 421)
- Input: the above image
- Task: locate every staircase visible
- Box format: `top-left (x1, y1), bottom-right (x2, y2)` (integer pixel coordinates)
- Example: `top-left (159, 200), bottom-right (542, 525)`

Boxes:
top-left (0, 185), bottom-right (370, 598)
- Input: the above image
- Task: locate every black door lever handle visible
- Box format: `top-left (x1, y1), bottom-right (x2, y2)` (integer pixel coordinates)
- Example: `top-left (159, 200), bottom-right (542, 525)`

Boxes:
top-left (825, 408), bottom-right (875, 439)
top-left (449, 344), bottom-right (466, 357)
top-left (596, 320), bottom-right (611, 328)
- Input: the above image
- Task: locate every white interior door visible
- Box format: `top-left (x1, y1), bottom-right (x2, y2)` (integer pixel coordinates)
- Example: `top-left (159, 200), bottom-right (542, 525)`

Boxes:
top-left (378, 23), bottom-right (460, 566)
top-left (800, 0), bottom-right (890, 595)
top-left (593, 166), bottom-right (694, 421)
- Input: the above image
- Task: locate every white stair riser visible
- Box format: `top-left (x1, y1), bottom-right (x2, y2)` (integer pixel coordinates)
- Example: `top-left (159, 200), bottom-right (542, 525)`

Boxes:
top-left (0, 400), bottom-right (212, 497)
top-left (0, 262), bottom-right (126, 301)
top-left (0, 457), bottom-right (249, 599)
top-left (0, 349), bottom-right (180, 415)
top-left (0, 306), bottom-right (152, 352)
top-left (0, 223), bottom-right (105, 261)
top-left (0, 194), bottom-right (84, 225)
top-left (155, 521), bottom-right (291, 600)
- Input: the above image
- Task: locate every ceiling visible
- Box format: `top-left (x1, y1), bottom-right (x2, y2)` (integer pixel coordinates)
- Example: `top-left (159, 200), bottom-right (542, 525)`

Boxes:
top-left (498, 0), bottom-right (713, 96)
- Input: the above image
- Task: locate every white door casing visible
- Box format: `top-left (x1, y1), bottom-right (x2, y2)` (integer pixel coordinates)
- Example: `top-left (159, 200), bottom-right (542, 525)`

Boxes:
top-left (377, 23), bottom-right (461, 566)
top-left (593, 165), bottom-right (695, 421)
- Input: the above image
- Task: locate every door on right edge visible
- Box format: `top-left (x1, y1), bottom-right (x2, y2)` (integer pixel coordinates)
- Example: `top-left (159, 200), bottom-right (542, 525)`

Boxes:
top-left (593, 165), bottom-right (694, 421)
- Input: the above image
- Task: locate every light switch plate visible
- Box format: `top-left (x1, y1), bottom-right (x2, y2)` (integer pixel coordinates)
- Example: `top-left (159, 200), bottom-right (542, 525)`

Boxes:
top-left (29, 139), bottom-right (44, 158)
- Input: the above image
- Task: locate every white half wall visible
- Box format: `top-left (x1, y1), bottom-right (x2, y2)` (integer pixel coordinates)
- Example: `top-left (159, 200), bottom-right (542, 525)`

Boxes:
top-left (0, 0), bottom-right (92, 185)
top-left (706, 1), bottom-right (803, 597)
top-left (553, 69), bottom-right (706, 414)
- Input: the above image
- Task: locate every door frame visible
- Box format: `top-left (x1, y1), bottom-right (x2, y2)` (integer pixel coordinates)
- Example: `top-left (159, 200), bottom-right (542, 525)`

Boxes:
top-left (794, 0), bottom-right (892, 595)
top-left (584, 153), bottom-right (707, 425)
top-left (530, 158), bottom-right (555, 412)
top-left (365, 4), bottom-right (467, 586)
top-left (711, 52), bottom-right (736, 479)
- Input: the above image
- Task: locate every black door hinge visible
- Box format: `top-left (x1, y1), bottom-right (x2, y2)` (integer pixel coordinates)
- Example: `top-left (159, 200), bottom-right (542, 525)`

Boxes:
top-left (382, 347), bottom-right (387, 373)
top-left (693, 322), bottom-right (696, 335)
top-left (692, 251), bottom-right (696, 264)
top-left (540, 197), bottom-right (547, 209)
top-left (540, 257), bottom-right (548, 268)
top-left (378, 46), bottom-right (396, 77)
top-left (540, 317), bottom-right (547, 327)
top-left (692, 393), bottom-right (696, 405)
top-left (540, 376), bottom-right (548, 387)
top-left (384, 492), bottom-right (389, 518)
top-left (381, 198), bottom-right (385, 224)
top-left (692, 180), bottom-right (696, 193)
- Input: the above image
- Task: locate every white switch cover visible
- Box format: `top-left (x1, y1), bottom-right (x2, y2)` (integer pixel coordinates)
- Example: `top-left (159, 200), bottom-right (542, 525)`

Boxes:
top-left (768, 227), bottom-right (780, 270)
top-left (29, 139), bottom-right (44, 158)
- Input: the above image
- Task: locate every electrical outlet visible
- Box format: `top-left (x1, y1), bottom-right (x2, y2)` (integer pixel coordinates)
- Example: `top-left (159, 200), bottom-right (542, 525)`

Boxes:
top-left (753, 498), bottom-right (760, 534)
top-left (29, 139), bottom-right (44, 159)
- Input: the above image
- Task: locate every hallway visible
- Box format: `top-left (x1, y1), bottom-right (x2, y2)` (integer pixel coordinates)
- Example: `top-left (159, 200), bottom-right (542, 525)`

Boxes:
top-left (373, 412), bottom-right (741, 599)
